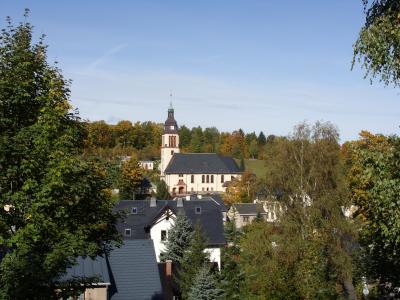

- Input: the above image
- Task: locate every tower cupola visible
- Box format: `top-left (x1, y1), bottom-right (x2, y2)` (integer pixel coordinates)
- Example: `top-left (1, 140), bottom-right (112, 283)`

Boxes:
top-left (164, 103), bottom-right (178, 134)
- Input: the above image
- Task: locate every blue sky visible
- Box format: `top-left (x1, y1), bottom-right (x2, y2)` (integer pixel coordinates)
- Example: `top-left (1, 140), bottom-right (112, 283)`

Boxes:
top-left (1, 1), bottom-right (399, 141)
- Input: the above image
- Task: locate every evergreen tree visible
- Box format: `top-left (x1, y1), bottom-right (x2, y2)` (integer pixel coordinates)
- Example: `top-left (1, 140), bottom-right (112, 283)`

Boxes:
top-left (188, 265), bottom-right (222, 300)
top-left (257, 131), bottom-right (267, 146)
top-left (160, 213), bottom-right (192, 263)
top-left (0, 12), bottom-right (120, 299)
top-left (219, 221), bottom-right (243, 300)
top-left (239, 156), bottom-right (245, 171)
top-left (178, 223), bottom-right (209, 299)
top-left (156, 180), bottom-right (170, 200)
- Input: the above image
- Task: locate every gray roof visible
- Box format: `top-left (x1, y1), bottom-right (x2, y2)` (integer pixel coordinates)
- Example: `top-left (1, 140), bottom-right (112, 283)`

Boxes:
top-left (108, 240), bottom-right (163, 300)
top-left (173, 194), bottom-right (228, 212)
top-left (114, 199), bottom-right (226, 246)
top-left (61, 256), bottom-right (110, 284)
top-left (232, 203), bottom-right (267, 215)
top-left (164, 153), bottom-right (241, 174)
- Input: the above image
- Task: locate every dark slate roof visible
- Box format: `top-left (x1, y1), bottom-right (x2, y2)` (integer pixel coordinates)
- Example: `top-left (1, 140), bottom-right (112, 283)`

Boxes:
top-left (114, 199), bottom-right (226, 246)
top-left (108, 240), bottom-right (163, 300)
top-left (232, 203), bottom-right (267, 215)
top-left (61, 256), bottom-right (110, 284)
top-left (173, 194), bottom-right (228, 212)
top-left (164, 153), bottom-right (241, 174)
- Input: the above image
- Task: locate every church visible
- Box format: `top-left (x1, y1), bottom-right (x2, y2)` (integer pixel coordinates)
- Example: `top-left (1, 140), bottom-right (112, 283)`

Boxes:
top-left (160, 105), bottom-right (242, 196)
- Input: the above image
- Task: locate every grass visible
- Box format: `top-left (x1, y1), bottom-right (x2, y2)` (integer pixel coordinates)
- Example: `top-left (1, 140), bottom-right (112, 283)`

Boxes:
top-left (235, 158), bottom-right (267, 178)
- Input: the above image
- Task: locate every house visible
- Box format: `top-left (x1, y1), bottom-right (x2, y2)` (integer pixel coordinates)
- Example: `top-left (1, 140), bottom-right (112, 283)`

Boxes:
top-left (228, 200), bottom-right (281, 228)
top-left (61, 240), bottom-right (163, 300)
top-left (114, 198), bottom-right (226, 268)
top-left (160, 105), bottom-right (242, 196)
top-left (139, 160), bottom-right (155, 170)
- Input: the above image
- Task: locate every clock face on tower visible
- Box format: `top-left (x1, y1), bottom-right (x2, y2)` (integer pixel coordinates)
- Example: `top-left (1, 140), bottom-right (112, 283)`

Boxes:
top-left (170, 125), bottom-right (174, 130)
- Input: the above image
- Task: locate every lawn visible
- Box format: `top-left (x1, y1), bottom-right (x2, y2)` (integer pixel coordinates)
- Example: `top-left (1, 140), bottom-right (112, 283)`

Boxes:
top-left (235, 158), bottom-right (267, 178)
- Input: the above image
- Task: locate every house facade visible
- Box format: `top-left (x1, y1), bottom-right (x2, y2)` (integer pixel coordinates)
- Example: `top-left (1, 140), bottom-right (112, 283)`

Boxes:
top-left (160, 105), bottom-right (242, 196)
top-left (114, 198), bottom-right (226, 268)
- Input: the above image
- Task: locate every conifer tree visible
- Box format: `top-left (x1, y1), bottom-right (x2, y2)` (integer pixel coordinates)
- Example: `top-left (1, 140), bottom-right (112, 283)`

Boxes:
top-left (156, 180), bottom-right (170, 200)
top-left (188, 265), bottom-right (222, 300)
top-left (160, 212), bottom-right (192, 263)
top-left (178, 223), bottom-right (209, 299)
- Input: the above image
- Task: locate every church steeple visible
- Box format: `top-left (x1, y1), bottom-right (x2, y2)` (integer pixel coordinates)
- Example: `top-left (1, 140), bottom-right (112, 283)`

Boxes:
top-left (164, 103), bottom-right (178, 134)
top-left (160, 105), bottom-right (180, 177)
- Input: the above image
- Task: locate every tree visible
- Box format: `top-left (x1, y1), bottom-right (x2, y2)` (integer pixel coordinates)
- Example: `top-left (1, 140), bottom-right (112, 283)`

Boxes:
top-left (218, 221), bottom-right (243, 300)
top-left (257, 131), bottom-right (267, 146)
top-left (0, 12), bottom-right (120, 299)
top-left (348, 131), bottom-right (400, 295)
top-left (353, 0), bottom-right (400, 87)
top-left (156, 180), bottom-right (170, 200)
top-left (188, 265), bottom-right (221, 300)
top-left (118, 155), bottom-right (144, 199)
top-left (178, 223), bottom-right (209, 299)
top-left (223, 171), bottom-right (257, 205)
top-left (248, 139), bottom-right (259, 159)
top-left (160, 213), bottom-right (193, 263)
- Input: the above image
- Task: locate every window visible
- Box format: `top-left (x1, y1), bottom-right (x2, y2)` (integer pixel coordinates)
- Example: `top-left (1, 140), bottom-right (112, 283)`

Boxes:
top-left (171, 150), bottom-right (174, 155)
top-left (179, 174), bottom-right (183, 177)
top-left (131, 207), bottom-right (137, 214)
top-left (243, 216), bottom-right (249, 223)
top-left (202, 175), bottom-right (205, 183)
top-left (231, 176), bottom-right (235, 180)
top-left (191, 175), bottom-right (194, 183)
top-left (206, 175), bottom-right (209, 183)
top-left (221, 175), bottom-right (224, 183)
top-left (195, 207), bottom-right (201, 214)
top-left (161, 230), bottom-right (167, 241)
top-left (124, 228), bottom-right (131, 237)
top-left (211, 175), bottom-right (214, 183)
top-left (206, 187), bottom-right (209, 191)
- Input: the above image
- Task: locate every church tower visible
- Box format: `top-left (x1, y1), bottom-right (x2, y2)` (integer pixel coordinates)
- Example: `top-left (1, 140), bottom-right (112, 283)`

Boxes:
top-left (160, 104), bottom-right (180, 177)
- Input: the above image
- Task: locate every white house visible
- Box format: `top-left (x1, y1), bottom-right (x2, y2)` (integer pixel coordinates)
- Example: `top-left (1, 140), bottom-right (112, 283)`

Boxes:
top-left (114, 198), bottom-right (226, 268)
top-left (160, 105), bottom-right (242, 196)
top-left (139, 160), bottom-right (155, 170)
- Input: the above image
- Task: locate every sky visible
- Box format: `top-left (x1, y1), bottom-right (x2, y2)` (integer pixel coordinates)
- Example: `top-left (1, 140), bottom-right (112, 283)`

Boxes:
top-left (1, 1), bottom-right (399, 141)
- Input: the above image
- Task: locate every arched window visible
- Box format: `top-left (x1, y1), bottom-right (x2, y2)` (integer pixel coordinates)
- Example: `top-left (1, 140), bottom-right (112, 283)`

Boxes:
top-left (221, 175), bottom-right (224, 183)
top-left (211, 175), bottom-right (214, 183)
top-left (206, 175), bottom-right (209, 183)
top-left (202, 175), bottom-right (205, 183)
top-left (191, 175), bottom-right (194, 183)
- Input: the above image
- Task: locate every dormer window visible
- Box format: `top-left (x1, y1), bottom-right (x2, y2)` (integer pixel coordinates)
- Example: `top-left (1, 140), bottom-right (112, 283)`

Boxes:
top-left (131, 207), bottom-right (137, 214)
top-left (195, 206), bottom-right (201, 214)
top-left (124, 228), bottom-right (131, 237)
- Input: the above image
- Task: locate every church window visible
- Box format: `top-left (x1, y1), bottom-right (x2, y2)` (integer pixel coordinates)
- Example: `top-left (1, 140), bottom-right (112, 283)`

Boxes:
top-left (191, 175), bottom-right (194, 183)
top-left (211, 175), bottom-right (214, 183)
top-left (202, 175), bottom-right (205, 183)
top-left (206, 187), bottom-right (209, 191)
top-left (171, 150), bottom-right (174, 155)
top-left (161, 230), bottom-right (167, 241)
top-left (221, 175), bottom-right (224, 183)
top-left (206, 175), bottom-right (209, 183)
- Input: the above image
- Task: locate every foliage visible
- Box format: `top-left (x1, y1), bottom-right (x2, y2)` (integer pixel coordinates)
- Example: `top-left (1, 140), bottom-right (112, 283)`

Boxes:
top-left (348, 131), bottom-right (400, 295)
top-left (218, 221), bottom-right (243, 300)
top-left (353, 0), bottom-right (400, 87)
top-left (0, 12), bottom-right (120, 299)
top-left (223, 171), bottom-right (257, 205)
top-left (239, 121), bottom-right (358, 299)
top-left (160, 213), bottom-right (192, 263)
top-left (156, 180), bottom-right (170, 200)
top-left (188, 265), bottom-right (222, 300)
top-left (118, 155), bottom-right (144, 199)
top-left (178, 223), bottom-right (209, 300)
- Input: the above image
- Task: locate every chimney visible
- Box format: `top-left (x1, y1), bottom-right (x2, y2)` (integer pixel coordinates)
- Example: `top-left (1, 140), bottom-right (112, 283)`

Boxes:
top-left (197, 194), bottom-right (202, 199)
top-left (150, 197), bottom-right (157, 207)
top-left (166, 260), bottom-right (172, 277)
top-left (177, 197), bottom-right (183, 207)
top-left (185, 195), bottom-right (191, 201)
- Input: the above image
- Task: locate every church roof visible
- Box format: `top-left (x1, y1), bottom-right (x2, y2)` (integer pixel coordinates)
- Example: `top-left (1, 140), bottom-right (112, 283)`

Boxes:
top-left (164, 153), bottom-right (241, 174)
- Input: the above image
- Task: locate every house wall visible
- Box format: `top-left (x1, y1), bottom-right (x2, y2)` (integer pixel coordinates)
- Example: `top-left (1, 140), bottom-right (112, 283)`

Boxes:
top-left (150, 210), bottom-right (175, 261)
top-left (150, 211), bottom-right (222, 267)
top-left (82, 286), bottom-right (108, 300)
top-left (165, 173), bottom-right (241, 194)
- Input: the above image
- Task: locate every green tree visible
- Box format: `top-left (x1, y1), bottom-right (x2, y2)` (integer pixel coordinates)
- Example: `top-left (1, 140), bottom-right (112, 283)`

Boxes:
top-left (190, 126), bottom-right (203, 153)
top-left (248, 139), bottom-right (259, 159)
top-left (257, 131), bottom-right (267, 146)
top-left (348, 131), bottom-right (400, 295)
top-left (0, 12), bottom-right (120, 299)
top-left (188, 265), bottom-right (221, 300)
top-left (118, 156), bottom-right (144, 199)
top-left (160, 213), bottom-right (193, 263)
top-left (178, 223), bottom-right (209, 299)
top-left (156, 180), bottom-right (170, 200)
top-left (353, 0), bottom-right (400, 87)
top-left (219, 221), bottom-right (243, 300)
